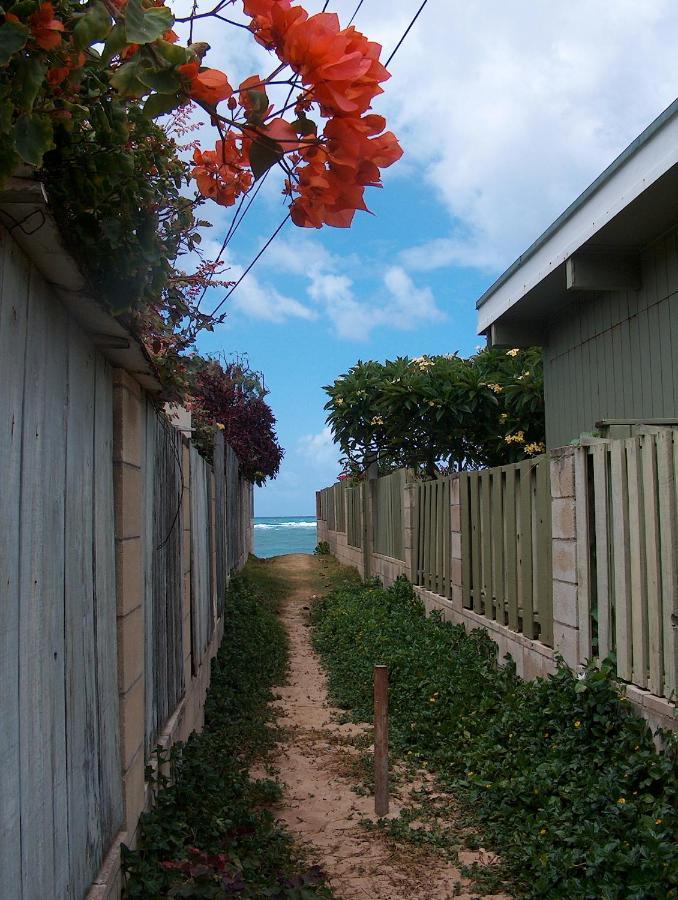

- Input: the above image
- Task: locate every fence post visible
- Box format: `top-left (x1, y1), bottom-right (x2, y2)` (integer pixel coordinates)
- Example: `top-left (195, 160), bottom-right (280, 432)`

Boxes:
top-left (362, 455), bottom-right (378, 580)
top-left (374, 665), bottom-right (389, 817)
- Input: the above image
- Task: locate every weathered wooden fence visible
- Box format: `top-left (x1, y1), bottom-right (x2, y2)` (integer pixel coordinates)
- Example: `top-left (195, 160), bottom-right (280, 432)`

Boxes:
top-left (1, 241), bottom-right (123, 899)
top-left (144, 404), bottom-right (185, 753)
top-left (583, 431), bottom-right (678, 699)
top-left (414, 475), bottom-right (452, 596)
top-left (460, 457), bottom-right (553, 645)
top-left (374, 469), bottom-right (405, 560)
top-left (346, 483), bottom-right (363, 549)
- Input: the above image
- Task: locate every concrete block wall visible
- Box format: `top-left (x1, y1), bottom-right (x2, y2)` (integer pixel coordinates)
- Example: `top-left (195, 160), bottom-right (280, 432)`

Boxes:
top-left (87, 371), bottom-right (247, 899)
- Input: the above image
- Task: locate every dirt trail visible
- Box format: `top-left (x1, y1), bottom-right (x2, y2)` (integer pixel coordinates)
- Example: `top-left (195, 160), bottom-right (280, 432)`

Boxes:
top-left (264, 553), bottom-right (509, 900)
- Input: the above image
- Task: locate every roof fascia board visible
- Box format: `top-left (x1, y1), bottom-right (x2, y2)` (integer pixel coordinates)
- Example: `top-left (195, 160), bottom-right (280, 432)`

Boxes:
top-left (476, 99), bottom-right (678, 334)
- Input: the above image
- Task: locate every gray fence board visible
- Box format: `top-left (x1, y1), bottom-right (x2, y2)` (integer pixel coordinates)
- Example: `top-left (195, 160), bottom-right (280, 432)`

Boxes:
top-left (93, 356), bottom-right (123, 854)
top-left (65, 321), bottom-right (101, 895)
top-left (19, 276), bottom-right (69, 898)
top-left (0, 231), bottom-right (26, 893)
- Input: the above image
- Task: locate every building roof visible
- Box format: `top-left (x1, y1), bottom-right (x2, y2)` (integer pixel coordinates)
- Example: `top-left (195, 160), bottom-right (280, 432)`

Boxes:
top-left (476, 97), bottom-right (678, 342)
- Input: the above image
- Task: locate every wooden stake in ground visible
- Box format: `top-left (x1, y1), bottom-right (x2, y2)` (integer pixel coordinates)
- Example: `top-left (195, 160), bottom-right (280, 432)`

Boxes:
top-left (374, 664), bottom-right (389, 817)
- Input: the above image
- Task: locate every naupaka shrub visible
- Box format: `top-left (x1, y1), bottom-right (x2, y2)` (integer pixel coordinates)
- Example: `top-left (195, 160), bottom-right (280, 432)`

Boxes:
top-left (311, 577), bottom-right (678, 897)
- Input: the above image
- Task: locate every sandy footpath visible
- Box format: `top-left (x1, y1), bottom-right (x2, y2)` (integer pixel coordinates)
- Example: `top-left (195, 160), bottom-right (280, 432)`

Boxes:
top-left (262, 553), bottom-right (510, 900)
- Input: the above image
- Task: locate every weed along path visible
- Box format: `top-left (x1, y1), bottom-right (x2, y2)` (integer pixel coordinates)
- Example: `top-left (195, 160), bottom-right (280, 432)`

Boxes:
top-left (262, 553), bottom-right (509, 900)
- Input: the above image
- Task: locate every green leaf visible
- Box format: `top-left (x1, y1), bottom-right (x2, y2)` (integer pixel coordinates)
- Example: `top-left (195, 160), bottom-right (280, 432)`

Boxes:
top-left (155, 37), bottom-right (189, 66)
top-left (291, 114), bottom-right (317, 136)
top-left (125, 0), bottom-right (173, 45)
top-left (0, 98), bottom-right (13, 132)
top-left (249, 135), bottom-right (282, 180)
top-left (101, 23), bottom-right (127, 65)
top-left (109, 60), bottom-right (147, 98)
top-left (137, 64), bottom-right (180, 94)
top-left (72, 1), bottom-right (113, 49)
top-left (7, 1), bottom-right (38, 17)
top-left (142, 90), bottom-right (180, 119)
top-left (0, 19), bottom-right (27, 66)
top-left (14, 113), bottom-right (53, 165)
top-left (14, 57), bottom-right (45, 110)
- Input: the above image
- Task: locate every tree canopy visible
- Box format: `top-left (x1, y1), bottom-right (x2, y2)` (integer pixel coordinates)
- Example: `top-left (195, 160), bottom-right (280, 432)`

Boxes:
top-left (324, 348), bottom-right (545, 477)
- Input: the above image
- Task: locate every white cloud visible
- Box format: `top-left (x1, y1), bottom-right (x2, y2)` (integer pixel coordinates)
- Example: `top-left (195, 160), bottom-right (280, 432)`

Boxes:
top-left (350, 0), bottom-right (678, 272)
top-left (209, 249), bottom-right (316, 323)
top-left (298, 426), bottom-right (340, 469)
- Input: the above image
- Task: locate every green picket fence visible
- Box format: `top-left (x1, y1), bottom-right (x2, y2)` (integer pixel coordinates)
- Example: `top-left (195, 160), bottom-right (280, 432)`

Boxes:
top-left (373, 469), bottom-right (405, 561)
top-left (460, 457), bottom-right (553, 646)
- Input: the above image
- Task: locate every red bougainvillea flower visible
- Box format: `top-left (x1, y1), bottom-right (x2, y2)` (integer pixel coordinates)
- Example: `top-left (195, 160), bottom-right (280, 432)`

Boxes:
top-left (30, 3), bottom-right (65, 50)
top-left (191, 134), bottom-right (253, 207)
top-left (178, 61), bottom-right (233, 106)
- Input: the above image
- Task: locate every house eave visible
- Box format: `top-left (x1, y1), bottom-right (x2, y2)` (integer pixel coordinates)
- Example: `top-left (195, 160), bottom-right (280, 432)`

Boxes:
top-left (476, 96), bottom-right (678, 339)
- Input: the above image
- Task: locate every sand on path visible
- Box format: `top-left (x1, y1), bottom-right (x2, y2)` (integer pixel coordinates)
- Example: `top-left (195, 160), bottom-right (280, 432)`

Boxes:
top-left (262, 553), bottom-right (510, 900)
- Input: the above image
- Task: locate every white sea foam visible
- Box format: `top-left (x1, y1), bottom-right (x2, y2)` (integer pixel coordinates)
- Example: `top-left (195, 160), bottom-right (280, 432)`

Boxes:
top-left (254, 521), bottom-right (316, 530)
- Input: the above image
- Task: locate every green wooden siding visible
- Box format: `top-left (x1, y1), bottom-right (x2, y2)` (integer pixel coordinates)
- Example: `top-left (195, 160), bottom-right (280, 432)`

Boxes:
top-left (544, 231), bottom-right (678, 447)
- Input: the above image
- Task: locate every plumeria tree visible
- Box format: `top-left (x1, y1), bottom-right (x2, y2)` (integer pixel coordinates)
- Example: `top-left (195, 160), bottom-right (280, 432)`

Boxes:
top-left (324, 348), bottom-right (545, 478)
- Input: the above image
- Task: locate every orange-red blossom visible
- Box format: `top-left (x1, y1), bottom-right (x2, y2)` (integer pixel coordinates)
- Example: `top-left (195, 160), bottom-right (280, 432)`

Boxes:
top-left (178, 61), bottom-right (233, 106)
top-left (29, 2), bottom-right (65, 50)
top-left (184, 0), bottom-right (403, 228)
top-left (191, 134), bottom-right (253, 207)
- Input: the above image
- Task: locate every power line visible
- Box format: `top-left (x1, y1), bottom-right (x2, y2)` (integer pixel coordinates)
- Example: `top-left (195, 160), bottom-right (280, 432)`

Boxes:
top-left (202, 0), bottom-right (426, 313)
top-left (347, 0), bottom-right (364, 27)
top-left (385, 0), bottom-right (428, 67)
top-left (208, 213), bottom-right (291, 319)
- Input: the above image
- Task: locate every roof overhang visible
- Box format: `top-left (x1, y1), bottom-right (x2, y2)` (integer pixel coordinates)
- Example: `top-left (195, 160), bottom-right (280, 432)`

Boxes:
top-left (0, 170), bottom-right (161, 392)
top-left (476, 97), bottom-right (678, 344)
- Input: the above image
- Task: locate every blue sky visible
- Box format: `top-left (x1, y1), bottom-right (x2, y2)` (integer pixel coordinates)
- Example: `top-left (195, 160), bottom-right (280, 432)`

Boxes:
top-left (184, 0), bottom-right (678, 515)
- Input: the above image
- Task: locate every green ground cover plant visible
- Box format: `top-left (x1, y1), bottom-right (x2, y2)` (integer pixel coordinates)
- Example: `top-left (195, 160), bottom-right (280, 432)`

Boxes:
top-left (123, 567), bottom-right (331, 899)
top-left (311, 577), bottom-right (678, 899)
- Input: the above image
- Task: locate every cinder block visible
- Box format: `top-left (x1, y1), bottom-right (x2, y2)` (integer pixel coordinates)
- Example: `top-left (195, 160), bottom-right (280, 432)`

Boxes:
top-left (115, 537), bottom-right (143, 617)
top-left (113, 383), bottom-right (142, 467)
top-left (451, 557), bottom-right (463, 587)
top-left (450, 476), bottom-right (460, 505)
top-left (450, 504), bottom-right (461, 533)
top-left (119, 674), bottom-right (145, 769)
top-left (113, 463), bottom-right (143, 540)
top-left (522, 646), bottom-right (556, 681)
top-left (123, 746), bottom-right (146, 832)
top-left (451, 584), bottom-right (463, 609)
top-left (552, 539), bottom-right (577, 584)
top-left (553, 620), bottom-right (579, 668)
top-left (450, 531), bottom-right (462, 560)
top-left (117, 604), bottom-right (144, 693)
top-left (113, 368), bottom-right (143, 398)
top-left (550, 450), bottom-right (575, 498)
top-left (553, 579), bottom-right (578, 627)
top-left (551, 497), bottom-right (576, 540)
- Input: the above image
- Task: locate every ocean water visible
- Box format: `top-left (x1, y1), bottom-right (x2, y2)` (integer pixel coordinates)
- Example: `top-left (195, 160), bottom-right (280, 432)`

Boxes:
top-left (254, 516), bottom-right (317, 558)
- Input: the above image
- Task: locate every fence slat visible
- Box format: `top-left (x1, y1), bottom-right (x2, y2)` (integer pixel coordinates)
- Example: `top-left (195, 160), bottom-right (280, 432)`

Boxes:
top-left (536, 457), bottom-right (553, 645)
top-left (460, 475), bottom-right (471, 608)
top-left (575, 447), bottom-right (592, 662)
top-left (657, 430), bottom-right (677, 698)
top-left (480, 471), bottom-right (492, 617)
top-left (592, 444), bottom-right (611, 660)
top-left (505, 467), bottom-right (518, 630)
top-left (641, 435), bottom-right (663, 695)
top-left (492, 470), bottom-right (504, 624)
top-left (627, 437), bottom-right (648, 688)
top-left (610, 440), bottom-right (632, 680)
top-left (518, 461), bottom-right (534, 638)
top-left (470, 474), bottom-right (481, 613)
